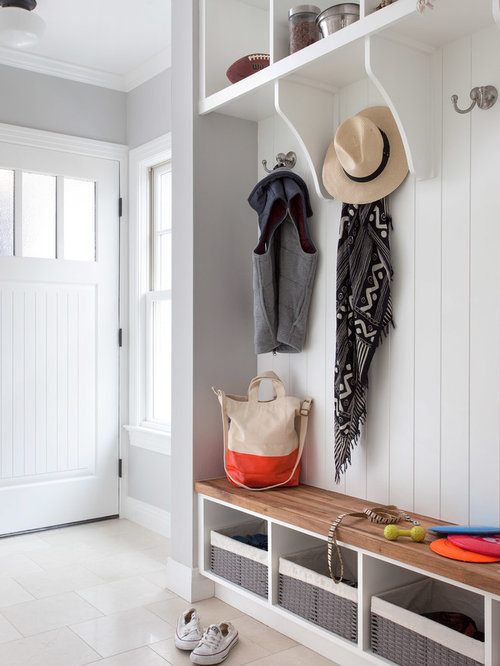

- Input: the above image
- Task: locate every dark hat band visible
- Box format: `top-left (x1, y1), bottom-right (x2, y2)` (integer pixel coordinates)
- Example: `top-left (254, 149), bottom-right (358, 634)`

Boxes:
top-left (343, 128), bottom-right (390, 183)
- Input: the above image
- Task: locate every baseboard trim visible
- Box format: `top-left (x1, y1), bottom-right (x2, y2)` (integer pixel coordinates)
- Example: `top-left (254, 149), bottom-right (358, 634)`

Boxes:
top-left (166, 557), bottom-right (215, 602)
top-left (121, 496), bottom-right (171, 537)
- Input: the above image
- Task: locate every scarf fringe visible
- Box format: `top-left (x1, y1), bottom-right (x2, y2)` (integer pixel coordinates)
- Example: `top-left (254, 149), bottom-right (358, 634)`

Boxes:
top-left (334, 384), bottom-right (367, 483)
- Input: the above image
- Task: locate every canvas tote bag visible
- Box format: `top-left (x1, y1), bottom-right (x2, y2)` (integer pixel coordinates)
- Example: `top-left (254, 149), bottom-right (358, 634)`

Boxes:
top-left (213, 371), bottom-right (312, 490)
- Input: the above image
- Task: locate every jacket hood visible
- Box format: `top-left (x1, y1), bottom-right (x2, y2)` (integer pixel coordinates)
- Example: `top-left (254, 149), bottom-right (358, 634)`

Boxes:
top-left (248, 169), bottom-right (313, 233)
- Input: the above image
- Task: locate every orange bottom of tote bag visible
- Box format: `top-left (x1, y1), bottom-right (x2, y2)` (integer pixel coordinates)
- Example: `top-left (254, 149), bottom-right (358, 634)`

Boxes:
top-left (226, 449), bottom-right (301, 489)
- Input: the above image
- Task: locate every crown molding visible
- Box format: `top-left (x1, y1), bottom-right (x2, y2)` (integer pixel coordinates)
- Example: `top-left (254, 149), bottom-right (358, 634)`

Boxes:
top-left (123, 48), bottom-right (171, 92)
top-left (0, 44), bottom-right (171, 92)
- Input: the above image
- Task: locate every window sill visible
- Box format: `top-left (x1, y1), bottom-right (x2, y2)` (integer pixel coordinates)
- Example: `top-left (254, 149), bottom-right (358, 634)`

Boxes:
top-left (124, 424), bottom-right (171, 456)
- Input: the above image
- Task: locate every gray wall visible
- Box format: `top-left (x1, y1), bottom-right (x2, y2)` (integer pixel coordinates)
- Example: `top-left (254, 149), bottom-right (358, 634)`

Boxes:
top-left (0, 65), bottom-right (127, 144)
top-left (169, 0), bottom-right (258, 574)
top-left (127, 69), bottom-right (172, 148)
top-left (127, 446), bottom-right (171, 511)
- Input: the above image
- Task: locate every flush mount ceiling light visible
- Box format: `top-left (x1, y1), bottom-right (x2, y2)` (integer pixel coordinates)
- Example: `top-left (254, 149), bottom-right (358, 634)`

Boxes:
top-left (0, 0), bottom-right (45, 49)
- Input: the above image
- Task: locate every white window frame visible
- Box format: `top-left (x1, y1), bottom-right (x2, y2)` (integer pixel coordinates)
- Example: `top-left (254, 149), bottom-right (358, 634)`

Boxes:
top-left (127, 134), bottom-right (172, 455)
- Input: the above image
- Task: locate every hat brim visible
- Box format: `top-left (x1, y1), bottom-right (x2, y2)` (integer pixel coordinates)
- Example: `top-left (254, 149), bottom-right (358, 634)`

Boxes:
top-left (322, 106), bottom-right (408, 204)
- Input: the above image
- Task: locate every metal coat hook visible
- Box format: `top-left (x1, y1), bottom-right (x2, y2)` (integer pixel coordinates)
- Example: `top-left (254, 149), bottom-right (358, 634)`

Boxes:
top-left (262, 151), bottom-right (297, 173)
top-left (451, 86), bottom-right (498, 114)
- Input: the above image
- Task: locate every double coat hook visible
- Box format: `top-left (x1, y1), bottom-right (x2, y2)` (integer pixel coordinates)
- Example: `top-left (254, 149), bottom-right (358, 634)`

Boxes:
top-left (451, 86), bottom-right (498, 114)
top-left (262, 151), bottom-right (297, 173)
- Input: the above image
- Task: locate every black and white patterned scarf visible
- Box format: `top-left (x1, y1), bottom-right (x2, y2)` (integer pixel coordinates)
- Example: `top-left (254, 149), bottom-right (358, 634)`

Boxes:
top-left (334, 199), bottom-right (393, 483)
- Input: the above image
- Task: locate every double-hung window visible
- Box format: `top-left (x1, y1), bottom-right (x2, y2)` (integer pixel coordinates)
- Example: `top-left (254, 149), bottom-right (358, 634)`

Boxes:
top-left (146, 161), bottom-right (172, 427)
top-left (127, 134), bottom-right (172, 450)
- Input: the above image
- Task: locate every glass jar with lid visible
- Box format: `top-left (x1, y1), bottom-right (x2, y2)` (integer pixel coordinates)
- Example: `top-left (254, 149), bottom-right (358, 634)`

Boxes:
top-left (288, 5), bottom-right (321, 54)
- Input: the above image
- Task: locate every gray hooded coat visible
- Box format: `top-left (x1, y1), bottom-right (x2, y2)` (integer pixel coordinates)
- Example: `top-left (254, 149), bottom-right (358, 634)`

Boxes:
top-left (248, 169), bottom-right (318, 354)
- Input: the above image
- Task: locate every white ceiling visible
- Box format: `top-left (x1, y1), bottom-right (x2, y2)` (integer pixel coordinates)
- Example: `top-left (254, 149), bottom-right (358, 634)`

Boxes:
top-left (0, 0), bottom-right (171, 91)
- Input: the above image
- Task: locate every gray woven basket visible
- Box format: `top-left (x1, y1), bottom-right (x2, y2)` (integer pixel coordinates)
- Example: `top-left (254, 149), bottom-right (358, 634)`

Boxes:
top-left (278, 546), bottom-right (358, 642)
top-left (371, 614), bottom-right (482, 666)
top-left (371, 579), bottom-right (485, 666)
top-left (209, 519), bottom-right (268, 598)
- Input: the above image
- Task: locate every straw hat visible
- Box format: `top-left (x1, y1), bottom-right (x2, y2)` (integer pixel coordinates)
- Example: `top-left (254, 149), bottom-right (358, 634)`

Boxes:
top-left (322, 106), bottom-right (408, 204)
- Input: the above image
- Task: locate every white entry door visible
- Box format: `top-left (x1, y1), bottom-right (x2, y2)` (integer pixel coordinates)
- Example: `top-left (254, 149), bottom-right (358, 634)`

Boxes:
top-left (0, 140), bottom-right (120, 534)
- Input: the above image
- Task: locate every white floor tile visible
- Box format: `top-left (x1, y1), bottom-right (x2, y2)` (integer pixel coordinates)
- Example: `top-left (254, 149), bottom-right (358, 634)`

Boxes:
top-left (77, 575), bottom-right (175, 615)
top-left (0, 553), bottom-right (44, 578)
top-left (86, 646), bottom-right (170, 665)
top-left (2, 591), bottom-right (103, 636)
top-left (228, 615), bottom-right (297, 654)
top-left (40, 520), bottom-right (169, 554)
top-left (151, 632), bottom-right (270, 666)
top-left (71, 607), bottom-right (175, 658)
top-left (82, 548), bottom-right (169, 582)
top-left (146, 595), bottom-right (244, 628)
top-left (23, 542), bottom-right (109, 571)
top-left (0, 626), bottom-right (100, 666)
top-left (0, 614), bottom-right (23, 644)
top-left (0, 534), bottom-right (50, 557)
top-left (142, 567), bottom-right (169, 588)
top-left (149, 638), bottom-right (193, 666)
top-left (243, 645), bottom-right (340, 665)
top-left (0, 578), bottom-right (35, 608)
top-left (14, 564), bottom-right (105, 599)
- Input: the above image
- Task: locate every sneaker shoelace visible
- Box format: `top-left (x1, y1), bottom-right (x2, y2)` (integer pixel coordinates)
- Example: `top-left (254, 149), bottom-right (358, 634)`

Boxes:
top-left (181, 614), bottom-right (201, 637)
top-left (199, 626), bottom-right (221, 650)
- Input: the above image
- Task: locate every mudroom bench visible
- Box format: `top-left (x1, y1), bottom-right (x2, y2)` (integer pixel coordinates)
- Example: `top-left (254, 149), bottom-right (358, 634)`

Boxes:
top-left (195, 478), bottom-right (500, 666)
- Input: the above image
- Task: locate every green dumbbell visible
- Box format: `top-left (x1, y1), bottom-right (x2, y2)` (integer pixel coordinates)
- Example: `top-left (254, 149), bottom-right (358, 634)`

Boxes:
top-left (384, 524), bottom-right (426, 542)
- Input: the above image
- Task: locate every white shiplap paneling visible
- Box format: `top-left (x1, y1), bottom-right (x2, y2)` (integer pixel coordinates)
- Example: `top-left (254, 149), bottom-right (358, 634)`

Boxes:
top-left (469, 27), bottom-right (500, 527)
top-left (256, 25), bottom-right (500, 524)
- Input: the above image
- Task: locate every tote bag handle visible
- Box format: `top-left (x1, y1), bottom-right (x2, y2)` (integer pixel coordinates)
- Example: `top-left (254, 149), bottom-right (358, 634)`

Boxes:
top-left (247, 370), bottom-right (286, 401)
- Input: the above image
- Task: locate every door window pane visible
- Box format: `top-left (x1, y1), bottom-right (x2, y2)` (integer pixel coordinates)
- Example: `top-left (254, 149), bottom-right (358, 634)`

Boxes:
top-left (63, 178), bottom-right (96, 261)
top-left (22, 172), bottom-right (56, 259)
top-left (0, 169), bottom-right (14, 256)
top-left (152, 298), bottom-right (171, 424)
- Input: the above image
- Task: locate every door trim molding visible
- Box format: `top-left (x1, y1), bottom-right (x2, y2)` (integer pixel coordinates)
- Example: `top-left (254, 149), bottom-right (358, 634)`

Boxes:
top-left (0, 122), bottom-right (128, 160)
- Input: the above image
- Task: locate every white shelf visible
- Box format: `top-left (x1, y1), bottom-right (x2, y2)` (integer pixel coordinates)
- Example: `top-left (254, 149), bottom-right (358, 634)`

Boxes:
top-left (199, 0), bottom-right (497, 186)
top-left (200, 0), bottom-right (495, 118)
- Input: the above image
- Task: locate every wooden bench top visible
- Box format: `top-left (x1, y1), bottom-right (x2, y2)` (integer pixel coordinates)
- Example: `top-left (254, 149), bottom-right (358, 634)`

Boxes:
top-left (195, 478), bottom-right (500, 597)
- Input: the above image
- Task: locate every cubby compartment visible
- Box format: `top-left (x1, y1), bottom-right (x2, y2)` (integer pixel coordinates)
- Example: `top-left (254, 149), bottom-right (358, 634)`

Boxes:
top-left (201, 0), bottom-right (270, 98)
top-left (371, 578), bottom-right (485, 666)
top-left (278, 544), bottom-right (358, 642)
top-left (210, 517), bottom-right (269, 598)
top-left (271, 0), bottom-right (363, 64)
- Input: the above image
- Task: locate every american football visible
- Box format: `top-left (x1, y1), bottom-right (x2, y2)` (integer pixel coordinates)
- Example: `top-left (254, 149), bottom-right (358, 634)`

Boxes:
top-left (226, 54), bottom-right (270, 84)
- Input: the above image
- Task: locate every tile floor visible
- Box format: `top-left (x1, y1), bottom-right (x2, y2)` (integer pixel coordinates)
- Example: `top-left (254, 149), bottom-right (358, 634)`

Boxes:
top-left (0, 519), bottom-right (340, 665)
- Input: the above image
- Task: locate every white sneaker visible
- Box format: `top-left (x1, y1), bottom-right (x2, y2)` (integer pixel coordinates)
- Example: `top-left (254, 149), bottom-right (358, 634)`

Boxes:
top-left (190, 622), bottom-right (239, 664)
top-left (175, 608), bottom-right (204, 650)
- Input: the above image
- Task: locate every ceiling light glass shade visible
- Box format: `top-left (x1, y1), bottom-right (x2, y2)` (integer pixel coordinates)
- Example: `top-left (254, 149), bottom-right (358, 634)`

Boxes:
top-left (0, 7), bottom-right (45, 48)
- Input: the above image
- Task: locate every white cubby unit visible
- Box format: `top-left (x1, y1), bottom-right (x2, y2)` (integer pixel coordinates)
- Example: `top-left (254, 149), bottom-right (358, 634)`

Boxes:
top-left (199, 0), bottom-right (499, 196)
top-left (196, 480), bottom-right (500, 666)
